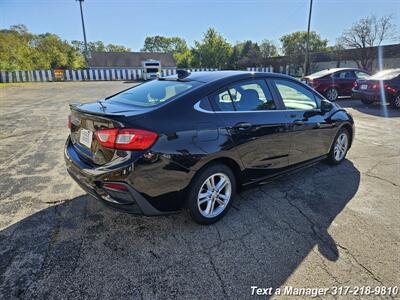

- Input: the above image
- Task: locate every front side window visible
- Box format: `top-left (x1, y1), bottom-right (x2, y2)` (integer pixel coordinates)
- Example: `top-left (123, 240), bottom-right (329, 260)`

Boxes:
top-left (108, 79), bottom-right (198, 107)
top-left (211, 80), bottom-right (276, 112)
top-left (345, 71), bottom-right (356, 79)
top-left (274, 79), bottom-right (318, 110)
top-left (228, 80), bottom-right (276, 111)
top-left (334, 71), bottom-right (355, 79)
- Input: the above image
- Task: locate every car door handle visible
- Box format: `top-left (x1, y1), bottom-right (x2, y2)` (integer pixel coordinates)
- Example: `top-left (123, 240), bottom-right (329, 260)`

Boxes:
top-left (292, 120), bottom-right (305, 126)
top-left (233, 122), bottom-right (252, 130)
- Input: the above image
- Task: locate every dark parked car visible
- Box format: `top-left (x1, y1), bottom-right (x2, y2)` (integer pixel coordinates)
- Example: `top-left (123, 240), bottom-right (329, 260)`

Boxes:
top-left (352, 68), bottom-right (400, 109)
top-left (65, 71), bottom-right (355, 224)
top-left (302, 68), bottom-right (370, 101)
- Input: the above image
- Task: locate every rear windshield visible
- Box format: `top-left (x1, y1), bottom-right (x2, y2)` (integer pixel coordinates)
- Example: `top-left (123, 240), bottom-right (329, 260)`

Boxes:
top-left (108, 80), bottom-right (199, 107)
top-left (308, 69), bottom-right (333, 78)
top-left (370, 69), bottom-right (400, 80)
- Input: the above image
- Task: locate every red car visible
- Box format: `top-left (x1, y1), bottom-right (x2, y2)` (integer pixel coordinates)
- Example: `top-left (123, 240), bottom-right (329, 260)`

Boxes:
top-left (302, 68), bottom-right (370, 101)
top-left (352, 68), bottom-right (400, 109)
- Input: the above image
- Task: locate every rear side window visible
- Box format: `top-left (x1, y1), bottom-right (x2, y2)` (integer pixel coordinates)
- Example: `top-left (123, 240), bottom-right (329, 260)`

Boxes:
top-left (108, 80), bottom-right (198, 107)
top-left (212, 90), bottom-right (236, 111)
top-left (274, 79), bottom-right (318, 110)
top-left (198, 97), bottom-right (213, 111)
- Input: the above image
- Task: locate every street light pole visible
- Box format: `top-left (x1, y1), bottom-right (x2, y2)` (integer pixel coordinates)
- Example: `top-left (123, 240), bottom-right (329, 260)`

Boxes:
top-left (304, 0), bottom-right (313, 76)
top-left (77, 0), bottom-right (89, 67)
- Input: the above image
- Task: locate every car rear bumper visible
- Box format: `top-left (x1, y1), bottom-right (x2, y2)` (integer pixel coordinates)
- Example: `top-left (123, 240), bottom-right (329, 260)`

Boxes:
top-left (352, 89), bottom-right (392, 102)
top-left (64, 137), bottom-right (169, 215)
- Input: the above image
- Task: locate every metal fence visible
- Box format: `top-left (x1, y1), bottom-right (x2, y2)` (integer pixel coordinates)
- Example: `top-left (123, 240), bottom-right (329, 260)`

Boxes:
top-left (0, 67), bottom-right (276, 83)
top-left (0, 68), bottom-right (222, 83)
top-left (246, 67), bottom-right (274, 72)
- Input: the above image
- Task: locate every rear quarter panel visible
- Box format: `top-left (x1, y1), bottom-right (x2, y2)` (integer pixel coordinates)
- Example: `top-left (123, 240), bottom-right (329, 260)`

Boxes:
top-left (119, 87), bottom-right (242, 210)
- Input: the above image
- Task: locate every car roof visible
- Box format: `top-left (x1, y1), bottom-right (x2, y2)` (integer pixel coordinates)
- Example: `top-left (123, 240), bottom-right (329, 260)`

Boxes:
top-left (322, 68), bottom-right (363, 74)
top-left (164, 70), bottom-right (293, 83)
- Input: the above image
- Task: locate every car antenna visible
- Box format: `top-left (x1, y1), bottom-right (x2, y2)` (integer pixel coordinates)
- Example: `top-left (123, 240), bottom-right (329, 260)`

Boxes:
top-left (177, 69), bottom-right (191, 80)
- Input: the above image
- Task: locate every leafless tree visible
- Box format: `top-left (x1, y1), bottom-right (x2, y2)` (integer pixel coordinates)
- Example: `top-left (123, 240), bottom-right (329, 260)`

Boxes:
top-left (338, 15), bottom-right (397, 71)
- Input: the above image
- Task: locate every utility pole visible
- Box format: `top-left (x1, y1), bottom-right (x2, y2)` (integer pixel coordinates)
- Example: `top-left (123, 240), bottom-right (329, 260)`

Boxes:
top-left (304, 0), bottom-right (313, 76)
top-left (77, 0), bottom-right (89, 67)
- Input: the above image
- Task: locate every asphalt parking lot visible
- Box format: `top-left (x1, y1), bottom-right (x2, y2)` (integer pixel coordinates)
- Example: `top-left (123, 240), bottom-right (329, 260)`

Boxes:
top-left (0, 82), bottom-right (399, 299)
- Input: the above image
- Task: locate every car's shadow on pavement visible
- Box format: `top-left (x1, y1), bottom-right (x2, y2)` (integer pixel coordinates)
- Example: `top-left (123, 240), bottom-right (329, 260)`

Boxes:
top-left (0, 160), bottom-right (360, 299)
top-left (339, 99), bottom-right (400, 118)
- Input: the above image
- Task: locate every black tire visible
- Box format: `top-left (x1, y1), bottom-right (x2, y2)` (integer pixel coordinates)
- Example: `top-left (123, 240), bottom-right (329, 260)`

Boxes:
top-left (325, 87), bottom-right (338, 101)
top-left (361, 98), bottom-right (374, 105)
top-left (187, 163), bottom-right (236, 225)
top-left (327, 128), bottom-right (350, 165)
top-left (390, 93), bottom-right (400, 109)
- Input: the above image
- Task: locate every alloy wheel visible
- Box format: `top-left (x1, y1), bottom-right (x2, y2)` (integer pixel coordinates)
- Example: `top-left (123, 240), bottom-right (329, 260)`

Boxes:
top-left (394, 95), bottom-right (400, 108)
top-left (326, 88), bottom-right (338, 101)
top-left (334, 133), bottom-right (348, 161)
top-left (197, 173), bottom-right (232, 218)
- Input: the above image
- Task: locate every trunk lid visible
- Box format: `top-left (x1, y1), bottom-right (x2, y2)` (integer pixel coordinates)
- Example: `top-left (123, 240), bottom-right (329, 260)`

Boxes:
top-left (69, 101), bottom-right (150, 166)
top-left (355, 79), bottom-right (379, 91)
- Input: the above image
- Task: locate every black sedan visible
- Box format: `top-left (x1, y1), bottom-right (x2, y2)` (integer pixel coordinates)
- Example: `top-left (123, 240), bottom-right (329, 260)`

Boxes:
top-left (352, 68), bottom-right (400, 109)
top-left (65, 71), bottom-right (355, 224)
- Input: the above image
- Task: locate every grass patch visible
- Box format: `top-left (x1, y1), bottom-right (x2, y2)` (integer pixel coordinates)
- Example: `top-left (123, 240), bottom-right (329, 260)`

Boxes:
top-left (0, 82), bottom-right (36, 88)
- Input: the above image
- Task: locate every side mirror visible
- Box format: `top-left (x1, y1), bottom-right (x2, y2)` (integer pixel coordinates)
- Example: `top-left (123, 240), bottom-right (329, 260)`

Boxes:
top-left (320, 99), bottom-right (333, 114)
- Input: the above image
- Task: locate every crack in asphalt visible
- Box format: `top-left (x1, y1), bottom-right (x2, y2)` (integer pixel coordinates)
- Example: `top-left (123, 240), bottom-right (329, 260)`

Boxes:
top-left (207, 251), bottom-right (229, 297)
top-left (335, 244), bottom-right (385, 286)
top-left (363, 173), bottom-right (399, 187)
top-left (276, 188), bottom-right (392, 289)
top-left (311, 248), bottom-right (341, 286)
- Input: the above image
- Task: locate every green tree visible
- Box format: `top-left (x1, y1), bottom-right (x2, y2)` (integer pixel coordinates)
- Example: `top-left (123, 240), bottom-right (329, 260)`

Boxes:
top-left (227, 43), bottom-right (243, 69)
top-left (239, 41), bottom-right (261, 68)
top-left (105, 43), bottom-right (131, 52)
top-left (280, 31), bottom-right (328, 74)
top-left (0, 25), bottom-right (35, 71)
top-left (0, 25), bottom-right (85, 70)
top-left (32, 33), bottom-right (71, 69)
top-left (89, 41), bottom-right (106, 52)
top-left (141, 36), bottom-right (188, 54)
top-left (228, 40), bottom-right (275, 69)
top-left (259, 39), bottom-right (278, 64)
top-left (71, 40), bottom-right (130, 54)
top-left (228, 41), bottom-right (262, 69)
top-left (174, 49), bottom-right (193, 68)
top-left (191, 28), bottom-right (232, 69)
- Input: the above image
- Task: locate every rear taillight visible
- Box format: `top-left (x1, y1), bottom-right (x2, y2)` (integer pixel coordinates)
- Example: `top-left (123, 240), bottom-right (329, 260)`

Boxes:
top-left (103, 183), bottom-right (128, 191)
top-left (372, 83), bottom-right (389, 90)
top-left (96, 128), bottom-right (119, 148)
top-left (95, 128), bottom-right (158, 150)
top-left (386, 85), bottom-right (396, 93)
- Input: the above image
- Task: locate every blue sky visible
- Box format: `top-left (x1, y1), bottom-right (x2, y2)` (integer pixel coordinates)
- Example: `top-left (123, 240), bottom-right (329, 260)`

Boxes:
top-left (1, 0), bottom-right (399, 50)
